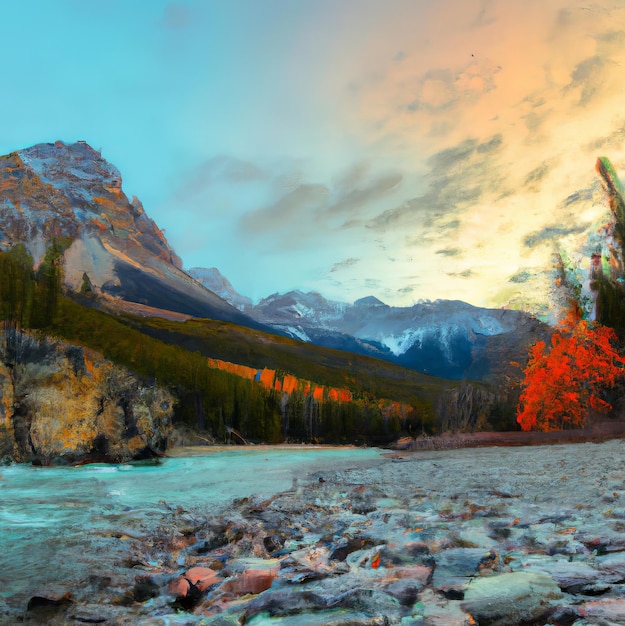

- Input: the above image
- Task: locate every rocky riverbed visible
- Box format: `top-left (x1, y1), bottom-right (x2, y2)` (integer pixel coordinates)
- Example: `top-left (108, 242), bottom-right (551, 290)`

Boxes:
top-left (6, 439), bottom-right (625, 625)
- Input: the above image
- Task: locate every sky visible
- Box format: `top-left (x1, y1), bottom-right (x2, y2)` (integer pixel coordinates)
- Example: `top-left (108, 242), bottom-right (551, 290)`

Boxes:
top-left (2, 0), bottom-right (625, 311)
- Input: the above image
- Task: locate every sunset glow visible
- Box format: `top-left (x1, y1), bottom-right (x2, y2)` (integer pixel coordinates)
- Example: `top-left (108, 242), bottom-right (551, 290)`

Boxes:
top-left (2, 0), bottom-right (625, 311)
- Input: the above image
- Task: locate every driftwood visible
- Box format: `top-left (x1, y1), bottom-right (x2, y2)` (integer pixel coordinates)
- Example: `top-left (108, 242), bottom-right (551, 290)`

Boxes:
top-left (390, 420), bottom-right (625, 452)
top-left (226, 427), bottom-right (253, 445)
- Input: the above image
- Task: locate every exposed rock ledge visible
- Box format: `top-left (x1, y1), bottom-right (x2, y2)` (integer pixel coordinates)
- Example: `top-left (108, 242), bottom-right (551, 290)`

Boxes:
top-left (0, 331), bottom-right (174, 465)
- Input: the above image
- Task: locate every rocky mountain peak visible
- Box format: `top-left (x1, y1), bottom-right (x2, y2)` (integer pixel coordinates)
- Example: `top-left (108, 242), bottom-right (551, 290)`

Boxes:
top-left (19, 140), bottom-right (122, 191)
top-left (0, 141), bottom-right (267, 327)
top-left (353, 295), bottom-right (387, 308)
top-left (0, 140), bottom-right (179, 267)
top-left (188, 266), bottom-right (253, 312)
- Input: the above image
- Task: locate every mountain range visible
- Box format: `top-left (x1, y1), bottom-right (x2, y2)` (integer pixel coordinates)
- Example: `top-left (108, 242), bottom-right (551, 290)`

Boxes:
top-left (3, 139), bottom-right (625, 459)
top-left (190, 270), bottom-right (547, 381)
top-left (0, 140), bottom-right (551, 383)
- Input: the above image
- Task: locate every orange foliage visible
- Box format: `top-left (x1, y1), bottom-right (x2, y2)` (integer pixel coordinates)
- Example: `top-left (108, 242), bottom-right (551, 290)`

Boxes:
top-left (516, 312), bottom-right (625, 431)
top-left (207, 358), bottom-right (257, 380)
top-left (281, 374), bottom-right (299, 394)
top-left (378, 399), bottom-right (413, 420)
top-left (258, 368), bottom-right (275, 390)
top-left (204, 358), bottom-right (357, 405)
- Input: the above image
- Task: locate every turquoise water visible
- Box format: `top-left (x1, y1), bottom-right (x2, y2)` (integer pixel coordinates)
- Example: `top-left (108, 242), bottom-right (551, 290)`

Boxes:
top-left (0, 446), bottom-right (382, 602)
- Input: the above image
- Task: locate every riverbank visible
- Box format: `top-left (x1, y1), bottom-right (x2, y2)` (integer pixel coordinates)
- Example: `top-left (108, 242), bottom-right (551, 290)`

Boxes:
top-left (390, 420), bottom-right (625, 452)
top-left (165, 443), bottom-right (371, 456)
top-left (5, 440), bottom-right (625, 624)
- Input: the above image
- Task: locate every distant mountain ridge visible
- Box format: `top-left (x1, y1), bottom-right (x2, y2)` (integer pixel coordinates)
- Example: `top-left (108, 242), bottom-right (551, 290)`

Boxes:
top-left (187, 281), bottom-right (548, 381)
top-left (0, 141), bottom-right (265, 328)
top-left (0, 139), bottom-right (547, 383)
top-left (188, 266), bottom-right (253, 312)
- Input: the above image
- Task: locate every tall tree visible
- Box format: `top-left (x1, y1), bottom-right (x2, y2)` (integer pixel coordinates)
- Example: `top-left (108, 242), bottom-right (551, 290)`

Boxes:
top-left (0, 244), bottom-right (35, 330)
top-left (516, 313), bottom-right (625, 431)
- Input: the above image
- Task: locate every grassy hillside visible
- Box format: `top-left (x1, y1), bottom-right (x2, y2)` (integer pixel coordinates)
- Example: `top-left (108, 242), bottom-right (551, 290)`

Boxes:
top-left (47, 295), bottom-right (455, 443)
top-left (116, 312), bottom-right (454, 405)
top-left (0, 244), bottom-right (509, 443)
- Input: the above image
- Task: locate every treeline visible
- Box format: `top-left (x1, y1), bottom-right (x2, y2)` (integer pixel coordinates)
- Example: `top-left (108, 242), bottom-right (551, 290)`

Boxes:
top-left (592, 158), bottom-right (625, 331)
top-left (0, 244), bottom-right (433, 444)
top-left (53, 299), bottom-right (428, 444)
top-left (0, 243), bottom-right (63, 361)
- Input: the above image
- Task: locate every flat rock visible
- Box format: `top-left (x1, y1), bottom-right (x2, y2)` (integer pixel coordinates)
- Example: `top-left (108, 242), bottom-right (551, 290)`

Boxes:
top-left (431, 548), bottom-right (492, 591)
top-left (461, 571), bottom-right (563, 626)
top-left (580, 597), bottom-right (625, 622)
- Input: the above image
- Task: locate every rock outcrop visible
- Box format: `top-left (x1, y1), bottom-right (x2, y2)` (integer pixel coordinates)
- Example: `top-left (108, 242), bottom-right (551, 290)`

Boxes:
top-left (0, 331), bottom-right (174, 464)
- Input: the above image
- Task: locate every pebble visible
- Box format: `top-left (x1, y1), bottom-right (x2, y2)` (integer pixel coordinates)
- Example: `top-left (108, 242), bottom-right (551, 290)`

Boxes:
top-left (8, 439), bottom-right (625, 624)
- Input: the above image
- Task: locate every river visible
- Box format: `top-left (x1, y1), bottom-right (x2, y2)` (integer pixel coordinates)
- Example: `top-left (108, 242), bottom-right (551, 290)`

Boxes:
top-left (3, 441), bottom-right (625, 624)
top-left (0, 445), bottom-right (383, 610)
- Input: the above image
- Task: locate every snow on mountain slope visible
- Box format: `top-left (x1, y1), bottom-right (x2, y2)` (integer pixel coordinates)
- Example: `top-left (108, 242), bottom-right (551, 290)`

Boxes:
top-left (219, 286), bottom-right (547, 381)
top-left (188, 267), bottom-right (253, 312)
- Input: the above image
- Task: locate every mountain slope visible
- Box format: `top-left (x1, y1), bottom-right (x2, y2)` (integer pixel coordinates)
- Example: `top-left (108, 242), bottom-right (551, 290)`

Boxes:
top-left (223, 289), bottom-right (548, 381)
top-left (0, 141), bottom-right (263, 327)
top-left (188, 266), bottom-right (253, 312)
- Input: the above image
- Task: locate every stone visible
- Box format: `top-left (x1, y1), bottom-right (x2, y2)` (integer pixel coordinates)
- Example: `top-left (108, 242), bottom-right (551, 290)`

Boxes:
top-left (521, 558), bottom-right (614, 593)
top-left (168, 576), bottom-right (190, 597)
top-left (330, 536), bottom-right (378, 561)
top-left (461, 572), bottom-right (563, 626)
top-left (384, 579), bottom-right (421, 606)
top-left (235, 568), bottom-right (277, 595)
top-left (263, 533), bottom-right (284, 554)
top-left (243, 588), bottom-right (329, 619)
top-left (580, 597), bottom-right (625, 623)
top-left (25, 591), bottom-right (73, 623)
top-left (326, 587), bottom-right (401, 614)
top-left (185, 566), bottom-right (220, 591)
top-left (132, 576), bottom-right (160, 602)
top-left (431, 548), bottom-right (492, 591)
top-left (26, 592), bottom-right (72, 611)
top-left (244, 610), bottom-right (390, 625)
top-left (411, 588), bottom-right (476, 625)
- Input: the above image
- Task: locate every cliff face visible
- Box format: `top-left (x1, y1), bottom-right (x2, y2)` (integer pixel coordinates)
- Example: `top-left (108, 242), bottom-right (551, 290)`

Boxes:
top-left (0, 332), bottom-right (174, 464)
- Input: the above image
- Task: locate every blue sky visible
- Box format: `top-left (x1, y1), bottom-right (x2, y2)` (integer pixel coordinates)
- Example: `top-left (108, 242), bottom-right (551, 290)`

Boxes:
top-left (2, 1), bottom-right (625, 312)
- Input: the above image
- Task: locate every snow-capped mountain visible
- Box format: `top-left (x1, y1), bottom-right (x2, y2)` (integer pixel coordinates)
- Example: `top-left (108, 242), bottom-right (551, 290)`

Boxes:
top-left (0, 139), bottom-right (549, 382)
top-left (219, 288), bottom-right (549, 380)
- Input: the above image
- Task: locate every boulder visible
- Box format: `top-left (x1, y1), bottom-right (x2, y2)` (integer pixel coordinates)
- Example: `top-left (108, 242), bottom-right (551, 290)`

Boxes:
top-left (230, 568), bottom-right (278, 595)
top-left (431, 548), bottom-right (492, 592)
top-left (462, 572), bottom-right (563, 626)
top-left (580, 597), bottom-right (625, 622)
top-left (185, 566), bottom-right (220, 592)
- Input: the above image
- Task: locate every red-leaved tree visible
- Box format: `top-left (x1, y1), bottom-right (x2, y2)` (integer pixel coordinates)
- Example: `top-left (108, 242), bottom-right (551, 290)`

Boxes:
top-left (516, 313), bottom-right (625, 431)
